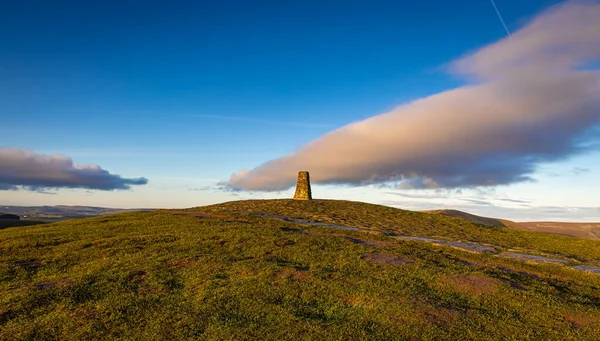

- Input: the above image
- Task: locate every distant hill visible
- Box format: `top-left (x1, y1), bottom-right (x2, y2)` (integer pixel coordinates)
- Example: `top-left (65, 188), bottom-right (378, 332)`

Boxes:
top-left (515, 221), bottom-right (600, 240)
top-left (0, 205), bottom-right (153, 222)
top-left (0, 213), bottom-right (20, 220)
top-left (421, 209), bottom-right (509, 228)
top-left (1, 199), bottom-right (599, 339)
top-left (422, 209), bottom-right (600, 240)
top-left (0, 219), bottom-right (47, 230)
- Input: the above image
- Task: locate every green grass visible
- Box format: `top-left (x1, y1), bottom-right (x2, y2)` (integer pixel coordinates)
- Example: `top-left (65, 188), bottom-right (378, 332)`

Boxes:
top-left (1, 200), bottom-right (600, 340)
top-left (205, 200), bottom-right (600, 265)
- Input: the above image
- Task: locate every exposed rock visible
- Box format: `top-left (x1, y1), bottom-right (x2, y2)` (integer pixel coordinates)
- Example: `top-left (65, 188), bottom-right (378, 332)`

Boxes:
top-left (293, 171), bottom-right (312, 200)
top-left (570, 265), bottom-right (600, 274)
top-left (395, 236), bottom-right (497, 253)
top-left (497, 252), bottom-right (569, 264)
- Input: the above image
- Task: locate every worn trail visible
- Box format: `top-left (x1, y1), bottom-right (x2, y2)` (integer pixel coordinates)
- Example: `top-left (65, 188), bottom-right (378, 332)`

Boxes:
top-left (239, 211), bottom-right (600, 275)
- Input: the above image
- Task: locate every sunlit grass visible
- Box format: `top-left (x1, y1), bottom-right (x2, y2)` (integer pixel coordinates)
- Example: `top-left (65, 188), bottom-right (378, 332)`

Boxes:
top-left (1, 200), bottom-right (600, 340)
top-left (205, 200), bottom-right (600, 264)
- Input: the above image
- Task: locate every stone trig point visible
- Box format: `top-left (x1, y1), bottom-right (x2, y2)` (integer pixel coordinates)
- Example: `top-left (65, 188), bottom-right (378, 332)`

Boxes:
top-left (293, 171), bottom-right (312, 200)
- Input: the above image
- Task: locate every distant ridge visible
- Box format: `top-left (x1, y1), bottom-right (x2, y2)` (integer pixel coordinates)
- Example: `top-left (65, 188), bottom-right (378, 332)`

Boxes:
top-left (423, 209), bottom-right (600, 240)
top-left (516, 221), bottom-right (600, 240)
top-left (421, 209), bottom-right (508, 228)
top-left (0, 205), bottom-right (153, 222)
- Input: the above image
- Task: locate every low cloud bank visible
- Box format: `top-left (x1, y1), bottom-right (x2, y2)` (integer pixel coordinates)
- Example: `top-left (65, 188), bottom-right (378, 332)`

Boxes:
top-left (0, 148), bottom-right (148, 191)
top-left (229, 1), bottom-right (600, 191)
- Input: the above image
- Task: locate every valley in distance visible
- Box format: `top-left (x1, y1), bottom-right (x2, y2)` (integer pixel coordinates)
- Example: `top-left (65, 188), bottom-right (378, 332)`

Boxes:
top-left (2, 172), bottom-right (600, 340)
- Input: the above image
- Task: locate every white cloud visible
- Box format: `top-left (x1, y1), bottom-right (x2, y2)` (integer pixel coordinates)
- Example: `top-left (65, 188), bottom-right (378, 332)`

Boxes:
top-left (228, 1), bottom-right (600, 191)
top-left (0, 148), bottom-right (148, 191)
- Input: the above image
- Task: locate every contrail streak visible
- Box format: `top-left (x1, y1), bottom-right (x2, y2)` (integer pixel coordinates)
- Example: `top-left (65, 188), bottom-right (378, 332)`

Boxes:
top-left (490, 0), bottom-right (511, 37)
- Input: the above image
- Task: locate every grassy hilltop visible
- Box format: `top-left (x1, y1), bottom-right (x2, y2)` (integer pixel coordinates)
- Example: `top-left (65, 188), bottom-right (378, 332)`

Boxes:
top-left (1, 199), bottom-right (600, 340)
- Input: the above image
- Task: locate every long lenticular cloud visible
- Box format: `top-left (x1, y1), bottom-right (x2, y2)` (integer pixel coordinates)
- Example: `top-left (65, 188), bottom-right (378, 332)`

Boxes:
top-left (0, 148), bottom-right (148, 191)
top-left (228, 1), bottom-right (600, 191)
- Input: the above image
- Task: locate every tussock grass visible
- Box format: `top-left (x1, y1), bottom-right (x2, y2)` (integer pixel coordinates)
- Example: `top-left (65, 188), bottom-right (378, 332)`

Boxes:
top-left (1, 200), bottom-right (600, 340)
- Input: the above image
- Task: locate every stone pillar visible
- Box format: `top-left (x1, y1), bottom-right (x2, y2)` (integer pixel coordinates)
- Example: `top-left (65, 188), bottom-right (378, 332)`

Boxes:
top-left (293, 171), bottom-right (312, 200)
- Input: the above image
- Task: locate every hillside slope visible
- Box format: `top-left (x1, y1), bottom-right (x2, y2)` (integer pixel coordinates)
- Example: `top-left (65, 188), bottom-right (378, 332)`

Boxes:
top-left (422, 209), bottom-right (600, 240)
top-left (1, 199), bottom-right (600, 340)
top-left (205, 200), bottom-right (600, 262)
top-left (514, 221), bottom-right (600, 240)
top-left (421, 209), bottom-right (508, 227)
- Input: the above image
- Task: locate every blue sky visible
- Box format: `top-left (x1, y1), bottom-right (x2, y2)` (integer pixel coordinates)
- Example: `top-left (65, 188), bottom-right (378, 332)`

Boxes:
top-left (2, 0), bottom-right (599, 221)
